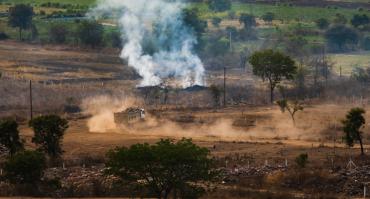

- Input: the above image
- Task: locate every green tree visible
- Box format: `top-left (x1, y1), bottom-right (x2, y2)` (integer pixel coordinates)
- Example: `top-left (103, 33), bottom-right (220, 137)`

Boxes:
top-left (105, 138), bottom-right (217, 199)
top-left (315, 18), bottom-right (330, 30)
top-left (206, 0), bottom-right (231, 12)
top-left (249, 49), bottom-right (297, 103)
top-left (29, 115), bottom-right (68, 158)
top-left (276, 99), bottom-right (304, 126)
top-left (4, 150), bottom-right (46, 184)
top-left (49, 23), bottom-right (68, 44)
top-left (239, 13), bottom-right (256, 29)
top-left (262, 12), bottom-right (275, 24)
top-left (77, 20), bottom-right (104, 48)
top-left (0, 119), bottom-right (24, 156)
top-left (182, 8), bottom-right (207, 39)
top-left (351, 14), bottom-right (369, 28)
top-left (211, 17), bottom-right (222, 27)
top-left (342, 108), bottom-right (366, 155)
top-left (333, 13), bottom-right (347, 24)
top-left (325, 25), bottom-right (359, 52)
top-left (8, 4), bottom-right (34, 40)
top-left (295, 153), bottom-right (308, 168)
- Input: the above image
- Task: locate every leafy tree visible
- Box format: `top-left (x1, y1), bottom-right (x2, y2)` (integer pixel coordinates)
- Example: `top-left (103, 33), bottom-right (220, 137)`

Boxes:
top-left (351, 14), bottom-right (369, 28)
top-left (342, 108), bottom-right (366, 155)
top-left (182, 8), bottom-right (207, 39)
top-left (77, 20), bottom-right (104, 48)
top-left (295, 153), bottom-right (308, 168)
top-left (49, 23), bottom-right (68, 44)
top-left (8, 4), bottom-right (34, 40)
top-left (209, 84), bottom-right (222, 107)
top-left (315, 18), bottom-right (330, 30)
top-left (105, 138), bottom-right (217, 199)
top-left (211, 17), bottom-right (222, 27)
top-left (276, 99), bottom-right (304, 126)
top-left (363, 36), bottom-right (370, 50)
top-left (0, 119), bottom-right (24, 156)
top-left (29, 115), bottom-right (68, 158)
top-left (249, 49), bottom-right (297, 103)
top-left (325, 25), bottom-right (359, 52)
top-left (4, 150), bottom-right (46, 184)
top-left (262, 12), bottom-right (275, 24)
top-left (333, 13), bottom-right (347, 24)
top-left (239, 13), bottom-right (256, 29)
top-left (206, 0), bottom-right (231, 12)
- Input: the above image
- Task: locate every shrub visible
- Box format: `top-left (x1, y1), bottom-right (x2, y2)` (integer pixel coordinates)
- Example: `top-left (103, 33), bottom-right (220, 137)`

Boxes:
top-left (29, 115), bottom-right (68, 158)
top-left (4, 150), bottom-right (46, 184)
top-left (295, 153), bottom-right (308, 168)
top-left (0, 118), bottom-right (24, 156)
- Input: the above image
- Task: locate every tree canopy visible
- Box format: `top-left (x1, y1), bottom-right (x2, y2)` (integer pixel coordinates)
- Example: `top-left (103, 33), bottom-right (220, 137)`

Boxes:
top-left (239, 13), bottom-right (256, 29)
top-left (105, 138), bottom-right (217, 199)
top-left (206, 0), bottom-right (231, 12)
top-left (342, 107), bottom-right (366, 155)
top-left (29, 115), bottom-right (68, 158)
top-left (8, 4), bottom-right (34, 40)
top-left (249, 49), bottom-right (297, 103)
top-left (0, 119), bottom-right (24, 156)
top-left (77, 20), bottom-right (104, 48)
top-left (4, 150), bottom-right (46, 184)
top-left (325, 25), bottom-right (359, 52)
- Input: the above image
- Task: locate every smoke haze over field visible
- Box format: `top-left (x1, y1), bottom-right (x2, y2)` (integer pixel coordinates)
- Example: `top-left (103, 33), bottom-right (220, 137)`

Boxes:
top-left (89, 0), bottom-right (205, 88)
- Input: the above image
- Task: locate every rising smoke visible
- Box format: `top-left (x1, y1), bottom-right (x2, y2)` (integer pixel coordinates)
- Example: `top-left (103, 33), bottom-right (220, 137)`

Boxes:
top-left (89, 0), bottom-right (205, 88)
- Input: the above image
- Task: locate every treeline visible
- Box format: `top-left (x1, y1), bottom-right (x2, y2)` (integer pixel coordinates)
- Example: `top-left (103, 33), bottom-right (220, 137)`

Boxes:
top-left (0, 116), bottom-right (217, 198)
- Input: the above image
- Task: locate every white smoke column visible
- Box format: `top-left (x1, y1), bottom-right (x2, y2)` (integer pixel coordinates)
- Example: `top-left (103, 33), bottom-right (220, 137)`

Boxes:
top-left (90, 0), bottom-right (205, 87)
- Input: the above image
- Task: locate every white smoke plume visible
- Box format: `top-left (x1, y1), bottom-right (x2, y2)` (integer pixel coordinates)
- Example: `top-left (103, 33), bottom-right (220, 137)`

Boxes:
top-left (89, 0), bottom-right (205, 88)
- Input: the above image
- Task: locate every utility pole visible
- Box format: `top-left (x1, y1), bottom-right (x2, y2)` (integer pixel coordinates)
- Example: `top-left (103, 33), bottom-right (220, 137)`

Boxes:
top-left (29, 80), bottom-right (33, 120)
top-left (224, 67), bottom-right (226, 107)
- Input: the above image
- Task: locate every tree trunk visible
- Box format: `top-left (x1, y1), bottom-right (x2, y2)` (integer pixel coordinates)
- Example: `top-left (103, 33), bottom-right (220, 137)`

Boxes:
top-left (270, 84), bottom-right (275, 104)
top-left (359, 136), bottom-right (364, 155)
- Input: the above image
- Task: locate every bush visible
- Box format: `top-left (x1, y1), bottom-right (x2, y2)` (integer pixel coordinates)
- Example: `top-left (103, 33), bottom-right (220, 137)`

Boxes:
top-left (49, 23), bottom-right (69, 44)
top-left (29, 115), bottom-right (68, 158)
top-left (295, 153), bottom-right (308, 168)
top-left (0, 118), bottom-right (24, 156)
top-left (4, 150), bottom-right (46, 184)
top-left (77, 20), bottom-right (104, 48)
top-left (362, 36), bottom-right (370, 50)
top-left (0, 32), bottom-right (9, 40)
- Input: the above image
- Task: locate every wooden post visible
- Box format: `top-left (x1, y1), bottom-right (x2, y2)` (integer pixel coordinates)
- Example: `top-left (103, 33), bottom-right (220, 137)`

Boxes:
top-left (29, 80), bottom-right (33, 120)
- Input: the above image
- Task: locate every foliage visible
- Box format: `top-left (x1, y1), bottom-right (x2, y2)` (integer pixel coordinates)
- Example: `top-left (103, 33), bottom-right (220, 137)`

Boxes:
top-left (351, 67), bottom-right (370, 84)
top-left (325, 25), bottom-right (359, 52)
top-left (0, 32), bottom-right (9, 40)
top-left (209, 84), bottom-right (222, 107)
top-left (183, 8), bottom-right (207, 38)
top-left (261, 12), bottom-right (275, 24)
top-left (342, 107), bottom-right (366, 155)
top-left (206, 0), bottom-right (231, 12)
top-left (239, 13), bottom-right (256, 29)
top-left (0, 119), bottom-right (24, 156)
top-left (315, 18), bottom-right (329, 30)
top-left (363, 36), bottom-right (370, 50)
top-left (276, 99), bottom-right (304, 125)
top-left (295, 153), bottom-right (308, 168)
top-left (49, 23), bottom-right (68, 43)
top-left (4, 150), bottom-right (46, 184)
top-left (105, 138), bottom-right (217, 199)
top-left (333, 13), bottom-right (347, 24)
top-left (249, 49), bottom-right (297, 103)
top-left (351, 14), bottom-right (369, 28)
top-left (8, 4), bottom-right (34, 40)
top-left (77, 20), bottom-right (104, 48)
top-left (29, 115), bottom-right (68, 158)
top-left (211, 17), bottom-right (222, 27)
